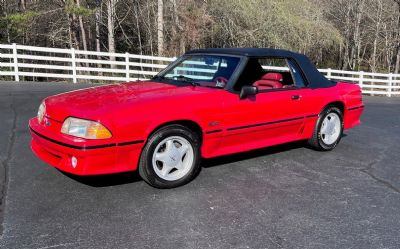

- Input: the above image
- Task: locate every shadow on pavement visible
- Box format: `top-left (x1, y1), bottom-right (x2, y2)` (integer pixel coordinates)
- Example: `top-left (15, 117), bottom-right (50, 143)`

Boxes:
top-left (60, 135), bottom-right (349, 187)
top-left (202, 140), bottom-right (307, 168)
top-left (202, 134), bottom-right (345, 168)
top-left (60, 171), bottom-right (143, 187)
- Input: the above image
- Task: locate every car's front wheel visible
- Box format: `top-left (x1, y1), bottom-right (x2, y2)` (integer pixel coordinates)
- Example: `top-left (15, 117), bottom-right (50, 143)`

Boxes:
top-left (138, 124), bottom-right (201, 188)
top-left (308, 106), bottom-right (344, 151)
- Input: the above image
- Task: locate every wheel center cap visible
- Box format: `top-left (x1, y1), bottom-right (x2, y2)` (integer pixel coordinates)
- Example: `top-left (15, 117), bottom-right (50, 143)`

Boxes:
top-left (168, 151), bottom-right (180, 166)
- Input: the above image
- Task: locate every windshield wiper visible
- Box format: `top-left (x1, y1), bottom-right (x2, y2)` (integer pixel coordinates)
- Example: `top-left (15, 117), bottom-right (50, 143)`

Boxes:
top-left (152, 75), bottom-right (165, 80)
top-left (174, 75), bottom-right (194, 81)
top-left (203, 85), bottom-right (223, 89)
top-left (172, 75), bottom-right (201, 87)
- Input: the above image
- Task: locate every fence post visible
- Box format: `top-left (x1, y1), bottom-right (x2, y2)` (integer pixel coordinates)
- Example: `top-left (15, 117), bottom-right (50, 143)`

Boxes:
top-left (71, 48), bottom-right (77, 83)
top-left (327, 68), bottom-right (332, 80)
top-left (388, 73), bottom-right (393, 97)
top-left (125, 52), bottom-right (130, 82)
top-left (12, 43), bottom-right (19, 82)
top-left (359, 71), bottom-right (364, 92)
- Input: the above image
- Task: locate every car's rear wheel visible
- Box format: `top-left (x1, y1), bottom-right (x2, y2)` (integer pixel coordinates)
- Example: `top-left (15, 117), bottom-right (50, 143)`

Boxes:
top-left (138, 124), bottom-right (201, 188)
top-left (308, 106), bottom-right (344, 151)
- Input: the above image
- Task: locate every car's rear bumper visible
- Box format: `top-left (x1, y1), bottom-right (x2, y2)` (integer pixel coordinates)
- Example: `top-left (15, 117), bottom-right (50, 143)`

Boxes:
top-left (29, 118), bottom-right (144, 175)
top-left (344, 105), bottom-right (364, 129)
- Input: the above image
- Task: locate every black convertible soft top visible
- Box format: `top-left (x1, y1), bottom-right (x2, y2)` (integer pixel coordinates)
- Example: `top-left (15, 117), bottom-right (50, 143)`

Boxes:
top-left (185, 48), bottom-right (335, 89)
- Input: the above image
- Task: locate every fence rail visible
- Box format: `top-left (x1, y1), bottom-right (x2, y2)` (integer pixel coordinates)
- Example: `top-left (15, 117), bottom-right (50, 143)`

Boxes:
top-left (1, 44), bottom-right (400, 96)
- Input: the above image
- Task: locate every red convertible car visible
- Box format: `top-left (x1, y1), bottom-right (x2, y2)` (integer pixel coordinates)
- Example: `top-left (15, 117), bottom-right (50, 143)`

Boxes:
top-left (29, 48), bottom-right (364, 188)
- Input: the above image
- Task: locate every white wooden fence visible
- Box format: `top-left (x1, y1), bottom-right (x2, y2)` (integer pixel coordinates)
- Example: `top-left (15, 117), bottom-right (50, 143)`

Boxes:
top-left (1, 44), bottom-right (399, 96)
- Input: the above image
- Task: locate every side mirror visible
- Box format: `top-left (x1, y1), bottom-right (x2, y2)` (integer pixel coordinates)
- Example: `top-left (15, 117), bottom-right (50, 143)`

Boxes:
top-left (240, 86), bottom-right (258, 99)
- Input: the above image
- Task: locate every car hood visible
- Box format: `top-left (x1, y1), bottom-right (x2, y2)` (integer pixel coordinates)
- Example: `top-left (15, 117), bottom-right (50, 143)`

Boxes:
top-left (44, 81), bottom-right (180, 122)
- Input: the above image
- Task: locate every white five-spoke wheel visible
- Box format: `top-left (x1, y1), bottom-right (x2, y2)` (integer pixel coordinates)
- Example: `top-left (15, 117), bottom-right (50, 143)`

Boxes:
top-left (308, 106), bottom-right (344, 151)
top-left (139, 124), bottom-right (201, 188)
top-left (320, 113), bottom-right (341, 145)
top-left (152, 136), bottom-right (194, 181)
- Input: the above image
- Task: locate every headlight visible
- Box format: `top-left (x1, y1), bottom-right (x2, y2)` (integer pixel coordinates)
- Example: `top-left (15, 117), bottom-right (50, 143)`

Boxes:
top-left (37, 103), bottom-right (45, 123)
top-left (61, 117), bottom-right (112, 139)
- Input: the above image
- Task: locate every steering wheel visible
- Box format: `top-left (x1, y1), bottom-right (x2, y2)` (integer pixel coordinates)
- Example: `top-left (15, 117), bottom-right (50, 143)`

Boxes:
top-left (214, 76), bottom-right (228, 88)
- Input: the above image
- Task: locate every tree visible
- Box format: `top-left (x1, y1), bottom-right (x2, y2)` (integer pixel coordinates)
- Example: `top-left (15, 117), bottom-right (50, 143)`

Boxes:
top-left (157, 0), bottom-right (164, 55)
top-left (76, 0), bottom-right (88, 51)
top-left (394, 0), bottom-right (400, 74)
top-left (107, 0), bottom-right (117, 63)
top-left (94, 0), bottom-right (102, 54)
top-left (1, 0), bottom-right (400, 73)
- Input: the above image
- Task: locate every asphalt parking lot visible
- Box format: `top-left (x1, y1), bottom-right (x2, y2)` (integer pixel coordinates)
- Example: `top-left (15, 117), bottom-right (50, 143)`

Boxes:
top-left (0, 81), bottom-right (399, 249)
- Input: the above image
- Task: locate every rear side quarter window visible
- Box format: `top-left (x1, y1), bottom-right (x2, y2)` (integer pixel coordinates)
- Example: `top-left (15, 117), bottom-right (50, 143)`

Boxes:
top-left (287, 60), bottom-right (307, 88)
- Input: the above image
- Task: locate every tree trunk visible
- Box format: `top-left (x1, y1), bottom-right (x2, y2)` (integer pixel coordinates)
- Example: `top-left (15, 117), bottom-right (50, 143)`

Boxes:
top-left (19, 0), bottom-right (25, 10)
top-left (94, 1), bottom-right (102, 76)
top-left (395, 48), bottom-right (400, 74)
top-left (394, 0), bottom-right (400, 74)
top-left (342, 3), bottom-right (352, 70)
top-left (67, 17), bottom-right (73, 48)
top-left (19, 0), bottom-right (26, 44)
top-left (76, 0), bottom-right (88, 52)
top-left (134, 2), bottom-right (143, 55)
top-left (62, 0), bottom-right (80, 49)
top-left (170, 0), bottom-right (177, 53)
top-left (95, 6), bottom-right (101, 55)
top-left (76, 0), bottom-right (89, 69)
top-left (2, 0), bottom-right (11, 43)
top-left (146, 1), bottom-right (154, 56)
top-left (66, 13), bottom-right (79, 49)
top-left (171, 0), bottom-right (185, 54)
top-left (157, 0), bottom-right (164, 56)
top-left (107, 0), bottom-right (116, 66)
top-left (371, 0), bottom-right (383, 72)
top-left (354, 0), bottom-right (365, 71)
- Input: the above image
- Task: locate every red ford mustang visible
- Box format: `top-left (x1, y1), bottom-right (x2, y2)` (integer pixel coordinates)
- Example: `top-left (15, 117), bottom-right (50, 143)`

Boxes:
top-left (29, 48), bottom-right (364, 188)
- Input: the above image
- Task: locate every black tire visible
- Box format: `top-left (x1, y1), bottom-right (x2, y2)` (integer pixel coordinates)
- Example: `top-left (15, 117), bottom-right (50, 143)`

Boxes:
top-left (308, 106), bottom-right (344, 151)
top-left (138, 124), bottom-right (201, 188)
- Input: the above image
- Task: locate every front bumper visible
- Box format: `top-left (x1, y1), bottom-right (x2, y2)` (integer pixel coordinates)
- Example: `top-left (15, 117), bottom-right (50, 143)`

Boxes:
top-left (29, 117), bottom-right (144, 175)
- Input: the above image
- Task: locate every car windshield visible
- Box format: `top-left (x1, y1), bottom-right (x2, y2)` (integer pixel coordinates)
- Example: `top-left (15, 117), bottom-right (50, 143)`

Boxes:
top-left (157, 55), bottom-right (240, 88)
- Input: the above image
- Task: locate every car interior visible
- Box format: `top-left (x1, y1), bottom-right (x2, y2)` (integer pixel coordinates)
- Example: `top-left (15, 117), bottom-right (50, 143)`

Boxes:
top-left (233, 58), bottom-right (297, 91)
top-left (212, 58), bottom-right (239, 81)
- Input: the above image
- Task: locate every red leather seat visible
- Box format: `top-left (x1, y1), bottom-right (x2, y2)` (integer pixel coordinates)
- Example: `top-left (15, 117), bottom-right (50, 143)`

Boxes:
top-left (253, 73), bottom-right (283, 90)
top-left (283, 84), bottom-right (294, 88)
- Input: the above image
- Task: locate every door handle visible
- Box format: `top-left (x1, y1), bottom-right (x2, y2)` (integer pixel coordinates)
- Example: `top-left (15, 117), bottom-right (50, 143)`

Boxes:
top-left (291, 95), bottom-right (301, 100)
